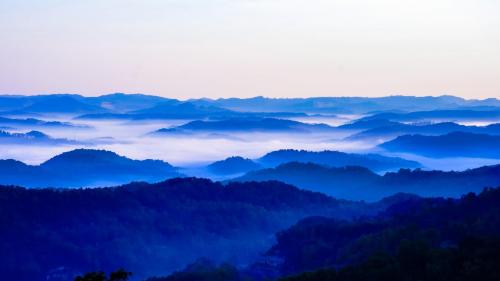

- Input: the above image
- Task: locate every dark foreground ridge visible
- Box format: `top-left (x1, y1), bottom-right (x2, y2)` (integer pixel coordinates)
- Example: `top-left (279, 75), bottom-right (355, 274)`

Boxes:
top-left (0, 177), bottom-right (374, 281)
top-left (143, 186), bottom-right (500, 281)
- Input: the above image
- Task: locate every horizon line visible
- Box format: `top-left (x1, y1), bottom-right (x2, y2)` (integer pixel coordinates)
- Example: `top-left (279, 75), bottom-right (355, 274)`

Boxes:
top-left (0, 92), bottom-right (498, 102)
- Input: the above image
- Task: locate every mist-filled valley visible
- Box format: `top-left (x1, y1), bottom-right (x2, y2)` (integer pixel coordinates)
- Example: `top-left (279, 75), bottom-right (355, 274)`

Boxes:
top-left (2, 94), bottom-right (500, 281)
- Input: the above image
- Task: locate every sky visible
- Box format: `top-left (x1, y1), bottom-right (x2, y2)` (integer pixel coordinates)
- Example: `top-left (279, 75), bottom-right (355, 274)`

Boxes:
top-left (0, 0), bottom-right (499, 99)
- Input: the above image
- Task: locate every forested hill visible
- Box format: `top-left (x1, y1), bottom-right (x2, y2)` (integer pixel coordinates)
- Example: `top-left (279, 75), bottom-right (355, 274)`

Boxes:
top-left (268, 186), bottom-right (500, 276)
top-left (233, 162), bottom-right (500, 200)
top-left (0, 178), bottom-right (374, 281)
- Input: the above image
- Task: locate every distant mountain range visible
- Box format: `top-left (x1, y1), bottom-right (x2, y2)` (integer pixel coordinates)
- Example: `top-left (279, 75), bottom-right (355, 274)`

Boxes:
top-left (0, 116), bottom-right (86, 129)
top-left (347, 121), bottom-right (500, 141)
top-left (0, 130), bottom-right (80, 145)
top-left (77, 101), bottom-right (242, 120)
top-left (0, 148), bottom-right (422, 186)
top-left (203, 149), bottom-right (421, 177)
top-left (153, 118), bottom-right (335, 134)
top-left (231, 162), bottom-right (500, 200)
top-left (0, 93), bottom-right (168, 114)
top-left (188, 95), bottom-right (500, 114)
top-left (207, 157), bottom-right (262, 175)
top-left (1, 93), bottom-right (500, 116)
top-left (360, 109), bottom-right (500, 122)
top-left (256, 149), bottom-right (421, 172)
top-left (0, 149), bottom-right (181, 187)
top-left (379, 132), bottom-right (500, 158)
top-left (337, 118), bottom-right (401, 130)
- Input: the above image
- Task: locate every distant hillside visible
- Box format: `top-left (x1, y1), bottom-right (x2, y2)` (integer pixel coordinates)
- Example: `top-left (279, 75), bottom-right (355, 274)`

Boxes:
top-left (0, 116), bottom-right (85, 129)
top-left (0, 178), bottom-right (373, 281)
top-left (0, 94), bottom-right (171, 115)
top-left (188, 95), bottom-right (500, 114)
top-left (337, 118), bottom-right (401, 130)
top-left (0, 130), bottom-right (79, 145)
top-left (76, 98), bottom-right (306, 121)
top-left (360, 109), bottom-right (500, 122)
top-left (349, 122), bottom-right (500, 141)
top-left (0, 149), bottom-right (181, 187)
top-left (267, 186), bottom-right (500, 276)
top-left (132, 101), bottom-right (231, 115)
top-left (86, 93), bottom-right (172, 112)
top-left (207, 156), bottom-right (261, 175)
top-left (154, 118), bottom-right (334, 134)
top-left (2, 94), bottom-right (499, 117)
top-left (20, 96), bottom-right (105, 114)
top-left (380, 132), bottom-right (500, 158)
top-left (77, 102), bottom-right (240, 120)
top-left (257, 149), bottom-right (421, 172)
top-left (232, 162), bottom-right (500, 200)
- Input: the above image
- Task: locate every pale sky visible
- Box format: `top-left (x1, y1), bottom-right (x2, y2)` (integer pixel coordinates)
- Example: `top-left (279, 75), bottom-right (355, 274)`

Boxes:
top-left (0, 0), bottom-right (499, 99)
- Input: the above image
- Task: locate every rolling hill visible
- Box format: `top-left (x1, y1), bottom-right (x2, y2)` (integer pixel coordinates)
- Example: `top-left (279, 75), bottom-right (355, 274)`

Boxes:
top-left (379, 132), bottom-right (500, 158)
top-left (0, 149), bottom-right (181, 187)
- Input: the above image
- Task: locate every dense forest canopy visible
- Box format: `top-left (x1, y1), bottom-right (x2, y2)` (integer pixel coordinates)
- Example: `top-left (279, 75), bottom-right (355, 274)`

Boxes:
top-left (0, 178), bottom-right (376, 281)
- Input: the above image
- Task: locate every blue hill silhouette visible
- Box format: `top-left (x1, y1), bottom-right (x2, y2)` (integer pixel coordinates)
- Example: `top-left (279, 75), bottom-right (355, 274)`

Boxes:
top-left (257, 149), bottom-right (421, 172)
top-left (232, 162), bottom-right (500, 200)
top-left (207, 156), bottom-right (262, 175)
top-left (154, 118), bottom-right (334, 134)
top-left (380, 132), bottom-right (500, 158)
top-left (0, 149), bottom-right (181, 187)
top-left (348, 122), bottom-right (500, 140)
top-left (338, 118), bottom-right (401, 130)
top-left (0, 130), bottom-right (79, 145)
top-left (188, 95), bottom-right (500, 114)
top-left (0, 116), bottom-right (85, 129)
top-left (360, 109), bottom-right (500, 122)
top-left (2, 94), bottom-right (499, 117)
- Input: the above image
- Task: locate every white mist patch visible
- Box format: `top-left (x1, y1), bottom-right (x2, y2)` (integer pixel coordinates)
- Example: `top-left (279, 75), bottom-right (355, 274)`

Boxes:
top-left (97, 131), bottom-right (372, 166)
top-left (0, 144), bottom-right (82, 165)
top-left (378, 151), bottom-right (500, 172)
top-left (289, 114), bottom-right (363, 126)
top-left (1, 115), bottom-right (499, 171)
top-left (0, 116), bottom-right (374, 166)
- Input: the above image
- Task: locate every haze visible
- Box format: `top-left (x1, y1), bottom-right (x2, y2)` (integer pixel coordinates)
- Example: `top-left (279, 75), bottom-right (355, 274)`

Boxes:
top-left (1, 0), bottom-right (499, 99)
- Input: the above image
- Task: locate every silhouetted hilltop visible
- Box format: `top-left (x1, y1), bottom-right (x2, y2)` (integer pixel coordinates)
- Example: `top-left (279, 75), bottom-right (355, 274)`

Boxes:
top-left (2, 94), bottom-right (500, 116)
top-left (0, 116), bottom-right (85, 128)
top-left (21, 95), bottom-right (106, 114)
top-left (233, 162), bottom-right (380, 200)
top-left (154, 118), bottom-right (334, 134)
top-left (0, 130), bottom-right (79, 145)
top-left (0, 149), bottom-right (181, 187)
top-left (0, 94), bottom-right (171, 115)
top-left (86, 93), bottom-right (172, 112)
top-left (207, 156), bottom-right (261, 175)
top-left (188, 95), bottom-right (500, 114)
top-left (232, 162), bottom-right (500, 200)
top-left (133, 101), bottom-right (231, 115)
top-left (77, 102), bottom-right (241, 120)
top-left (337, 118), bottom-right (401, 130)
top-left (380, 132), bottom-right (500, 158)
top-left (349, 122), bottom-right (500, 141)
top-left (257, 149), bottom-right (421, 171)
top-left (361, 109), bottom-right (500, 122)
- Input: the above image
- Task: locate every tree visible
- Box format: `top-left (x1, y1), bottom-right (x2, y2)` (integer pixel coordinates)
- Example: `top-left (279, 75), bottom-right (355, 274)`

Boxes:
top-left (74, 269), bottom-right (132, 281)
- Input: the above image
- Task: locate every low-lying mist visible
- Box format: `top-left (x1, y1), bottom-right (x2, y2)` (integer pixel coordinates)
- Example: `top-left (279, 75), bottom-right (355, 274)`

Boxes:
top-left (0, 115), bottom-right (498, 172)
top-left (1, 116), bottom-right (370, 166)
